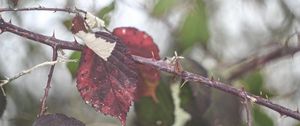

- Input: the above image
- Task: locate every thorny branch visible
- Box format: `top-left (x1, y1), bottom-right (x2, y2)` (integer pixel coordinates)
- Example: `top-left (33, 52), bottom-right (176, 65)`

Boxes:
top-left (0, 11), bottom-right (300, 120)
top-left (39, 47), bottom-right (57, 116)
top-left (132, 56), bottom-right (300, 120)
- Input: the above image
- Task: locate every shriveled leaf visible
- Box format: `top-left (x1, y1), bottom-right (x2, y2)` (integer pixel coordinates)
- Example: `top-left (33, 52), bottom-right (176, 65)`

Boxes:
top-left (113, 27), bottom-right (160, 101)
top-left (67, 51), bottom-right (81, 78)
top-left (72, 14), bottom-right (139, 126)
top-left (253, 106), bottom-right (274, 126)
top-left (76, 32), bottom-right (139, 126)
top-left (33, 113), bottom-right (85, 126)
top-left (134, 80), bottom-right (174, 126)
top-left (178, 0), bottom-right (209, 49)
top-left (179, 58), bottom-right (211, 125)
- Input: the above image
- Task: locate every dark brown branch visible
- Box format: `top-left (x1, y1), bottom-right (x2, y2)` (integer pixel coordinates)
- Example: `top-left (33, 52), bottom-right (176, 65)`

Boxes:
top-left (132, 55), bottom-right (300, 120)
top-left (228, 46), bottom-right (300, 81)
top-left (1, 14), bottom-right (300, 121)
top-left (38, 47), bottom-right (58, 116)
top-left (0, 16), bottom-right (83, 51)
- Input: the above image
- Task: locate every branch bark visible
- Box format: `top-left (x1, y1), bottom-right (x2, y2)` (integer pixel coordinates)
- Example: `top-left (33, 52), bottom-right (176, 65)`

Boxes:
top-left (0, 14), bottom-right (300, 121)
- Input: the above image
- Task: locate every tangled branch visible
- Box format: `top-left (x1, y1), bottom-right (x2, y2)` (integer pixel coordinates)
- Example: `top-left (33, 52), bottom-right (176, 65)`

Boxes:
top-left (0, 10), bottom-right (300, 121)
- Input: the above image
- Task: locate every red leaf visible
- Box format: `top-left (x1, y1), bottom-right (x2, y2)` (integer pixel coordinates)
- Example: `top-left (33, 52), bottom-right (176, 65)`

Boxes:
top-left (113, 27), bottom-right (160, 102)
top-left (76, 32), bottom-right (139, 126)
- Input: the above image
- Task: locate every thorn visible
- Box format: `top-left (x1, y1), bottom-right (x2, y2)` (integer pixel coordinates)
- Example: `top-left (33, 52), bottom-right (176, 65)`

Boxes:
top-left (265, 94), bottom-right (269, 99)
top-left (73, 36), bottom-right (78, 43)
top-left (260, 91), bottom-right (262, 95)
top-left (210, 76), bottom-right (214, 81)
top-left (180, 80), bottom-right (188, 88)
top-left (296, 107), bottom-right (299, 113)
top-left (279, 113), bottom-right (286, 118)
top-left (58, 49), bottom-right (65, 56)
top-left (151, 51), bottom-right (155, 60)
top-left (52, 30), bottom-right (56, 38)
top-left (163, 57), bottom-right (168, 61)
top-left (38, 5), bottom-right (44, 8)
top-left (0, 86), bottom-right (6, 96)
top-left (8, 19), bottom-right (12, 24)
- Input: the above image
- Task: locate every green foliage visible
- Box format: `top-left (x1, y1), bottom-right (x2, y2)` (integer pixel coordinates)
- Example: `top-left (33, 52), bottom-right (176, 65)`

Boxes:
top-left (134, 81), bottom-right (174, 126)
top-left (67, 52), bottom-right (81, 78)
top-left (253, 106), bottom-right (274, 126)
top-left (243, 71), bottom-right (264, 95)
top-left (97, 1), bottom-right (115, 25)
top-left (63, 19), bottom-right (72, 29)
top-left (177, 0), bottom-right (209, 49)
top-left (151, 0), bottom-right (177, 17)
top-left (242, 71), bottom-right (275, 98)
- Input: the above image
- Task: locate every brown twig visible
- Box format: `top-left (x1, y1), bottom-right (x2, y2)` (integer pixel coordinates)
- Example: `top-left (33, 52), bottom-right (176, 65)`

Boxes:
top-left (0, 6), bottom-right (86, 14)
top-left (0, 16), bottom-right (83, 51)
top-left (38, 47), bottom-right (57, 116)
top-left (228, 46), bottom-right (300, 81)
top-left (0, 13), bottom-right (300, 121)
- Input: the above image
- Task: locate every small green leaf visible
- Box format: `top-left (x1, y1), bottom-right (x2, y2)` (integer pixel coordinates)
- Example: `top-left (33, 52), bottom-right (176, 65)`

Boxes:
top-left (97, 1), bottom-right (115, 25)
top-left (253, 106), bottom-right (274, 126)
top-left (243, 71), bottom-right (263, 95)
top-left (135, 81), bottom-right (174, 126)
top-left (151, 0), bottom-right (177, 17)
top-left (63, 19), bottom-right (72, 29)
top-left (177, 0), bottom-right (209, 49)
top-left (67, 52), bottom-right (81, 78)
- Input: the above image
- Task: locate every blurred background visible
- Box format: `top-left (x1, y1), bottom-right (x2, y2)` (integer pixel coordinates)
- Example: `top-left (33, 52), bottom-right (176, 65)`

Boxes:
top-left (0, 0), bottom-right (300, 126)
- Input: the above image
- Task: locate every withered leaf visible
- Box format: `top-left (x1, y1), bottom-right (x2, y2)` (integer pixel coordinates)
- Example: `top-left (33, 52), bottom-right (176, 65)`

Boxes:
top-left (76, 32), bottom-right (139, 126)
top-left (113, 27), bottom-right (160, 102)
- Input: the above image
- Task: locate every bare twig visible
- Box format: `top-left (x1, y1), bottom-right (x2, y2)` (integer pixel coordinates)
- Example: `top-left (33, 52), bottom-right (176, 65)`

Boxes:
top-left (38, 47), bottom-right (57, 116)
top-left (1, 12), bottom-right (300, 121)
top-left (0, 58), bottom-right (77, 95)
top-left (228, 45), bottom-right (300, 81)
top-left (0, 6), bottom-right (85, 14)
